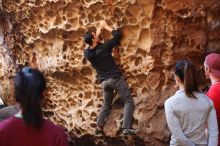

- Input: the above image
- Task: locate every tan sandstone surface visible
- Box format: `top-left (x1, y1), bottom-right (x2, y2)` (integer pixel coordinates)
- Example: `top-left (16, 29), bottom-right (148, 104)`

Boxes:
top-left (0, 0), bottom-right (220, 146)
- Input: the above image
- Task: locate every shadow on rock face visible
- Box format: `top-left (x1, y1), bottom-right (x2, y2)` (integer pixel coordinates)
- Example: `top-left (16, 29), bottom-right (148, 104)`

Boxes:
top-left (69, 134), bottom-right (96, 146)
top-left (69, 134), bottom-right (146, 146)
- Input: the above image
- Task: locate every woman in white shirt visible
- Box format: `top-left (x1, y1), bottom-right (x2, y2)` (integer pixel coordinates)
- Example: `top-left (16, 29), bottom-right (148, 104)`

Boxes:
top-left (165, 60), bottom-right (218, 146)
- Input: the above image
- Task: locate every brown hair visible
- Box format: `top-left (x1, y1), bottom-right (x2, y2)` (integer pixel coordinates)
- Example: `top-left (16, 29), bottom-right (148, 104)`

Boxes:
top-left (174, 60), bottom-right (200, 98)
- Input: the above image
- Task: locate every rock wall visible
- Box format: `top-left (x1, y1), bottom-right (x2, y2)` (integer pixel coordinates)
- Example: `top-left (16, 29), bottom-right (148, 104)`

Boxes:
top-left (0, 0), bottom-right (220, 145)
top-left (0, 6), bottom-right (16, 104)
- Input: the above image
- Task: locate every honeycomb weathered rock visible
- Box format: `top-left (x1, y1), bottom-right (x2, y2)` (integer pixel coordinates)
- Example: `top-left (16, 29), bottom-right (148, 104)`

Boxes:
top-left (0, 0), bottom-right (220, 145)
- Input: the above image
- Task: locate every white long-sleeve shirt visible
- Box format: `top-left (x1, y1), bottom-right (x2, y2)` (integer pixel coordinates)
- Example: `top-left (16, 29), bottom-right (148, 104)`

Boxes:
top-left (165, 89), bottom-right (218, 146)
top-left (0, 98), bottom-right (3, 105)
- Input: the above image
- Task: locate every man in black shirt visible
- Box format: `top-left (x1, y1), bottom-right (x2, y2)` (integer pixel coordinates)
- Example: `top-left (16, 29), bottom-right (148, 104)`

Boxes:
top-left (83, 21), bottom-right (135, 135)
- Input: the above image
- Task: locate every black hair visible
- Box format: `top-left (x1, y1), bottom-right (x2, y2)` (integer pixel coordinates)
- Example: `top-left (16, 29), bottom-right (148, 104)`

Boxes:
top-left (83, 31), bottom-right (94, 46)
top-left (14, 67), bottom-right (46, 129)
top-left (174, 60), bottom-right (200, 98)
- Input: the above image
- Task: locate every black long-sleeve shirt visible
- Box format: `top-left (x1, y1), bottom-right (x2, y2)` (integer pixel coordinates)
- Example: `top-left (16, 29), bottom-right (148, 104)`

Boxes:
top-left (84, 30), bottom-right (122, 82)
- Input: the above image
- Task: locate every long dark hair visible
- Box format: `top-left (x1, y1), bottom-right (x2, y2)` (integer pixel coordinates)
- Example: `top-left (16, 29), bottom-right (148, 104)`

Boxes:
top-left (14, 67), bottom-right (46, 129)
top-left (174, 60), bottom-right (200, 98)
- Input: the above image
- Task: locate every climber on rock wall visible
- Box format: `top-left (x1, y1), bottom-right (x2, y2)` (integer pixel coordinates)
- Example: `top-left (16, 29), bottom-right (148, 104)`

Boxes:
top-left (204, 53), bottom-right (220, 146)
top-left (83, 20), bottom-right (135, 136)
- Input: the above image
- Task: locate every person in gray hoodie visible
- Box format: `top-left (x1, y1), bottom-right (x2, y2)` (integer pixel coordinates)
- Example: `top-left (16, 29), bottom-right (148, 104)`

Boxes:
top-left (165, 60), bottom-right (218, 146)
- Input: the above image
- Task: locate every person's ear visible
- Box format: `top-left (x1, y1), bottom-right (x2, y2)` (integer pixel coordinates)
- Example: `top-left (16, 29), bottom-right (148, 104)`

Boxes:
top-left (92, 38), bottom-right (96, 44)
top-left (207, 66), bottom-right (211, 74)
top-left (205, 65), bottom-right (211, 73)
top-left (204, 63), bottom-right (211, 78)
top-left (174, 74), bottom-right (181, 84)
top-left (204, 63), bottom-right (210, 72)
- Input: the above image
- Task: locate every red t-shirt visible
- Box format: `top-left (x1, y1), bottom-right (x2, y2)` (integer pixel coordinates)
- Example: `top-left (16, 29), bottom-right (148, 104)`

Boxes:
top-left (0, 116), bottom-right (68, 146)
top-left (206, 82), bottom-right (220, 145)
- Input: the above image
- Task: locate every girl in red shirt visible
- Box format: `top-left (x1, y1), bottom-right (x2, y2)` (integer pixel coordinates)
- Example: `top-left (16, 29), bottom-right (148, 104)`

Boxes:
top-left (0, 67), bottom-right (68, 146)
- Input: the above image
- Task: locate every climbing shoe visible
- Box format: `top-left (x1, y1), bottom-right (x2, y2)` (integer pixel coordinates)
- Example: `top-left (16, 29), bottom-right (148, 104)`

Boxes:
top-left (122, 128), bottom-right (136, 135)
top-left (95, 128), bottom-right (105, 136)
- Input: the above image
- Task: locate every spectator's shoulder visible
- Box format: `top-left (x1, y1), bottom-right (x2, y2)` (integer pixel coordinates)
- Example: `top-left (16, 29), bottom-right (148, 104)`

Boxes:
top-left (210, 83), bottom-right (220, 92)
top-left (165, 95), bottom-right (175, 105)
top-left (44, 119), bottom-right (66, 134)
top-left (165, 92), bottom-right (182, 109)
top-left (0, 117), bottom-right (15, 131)
top-left (201, 93), bottom-right (215, 107)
